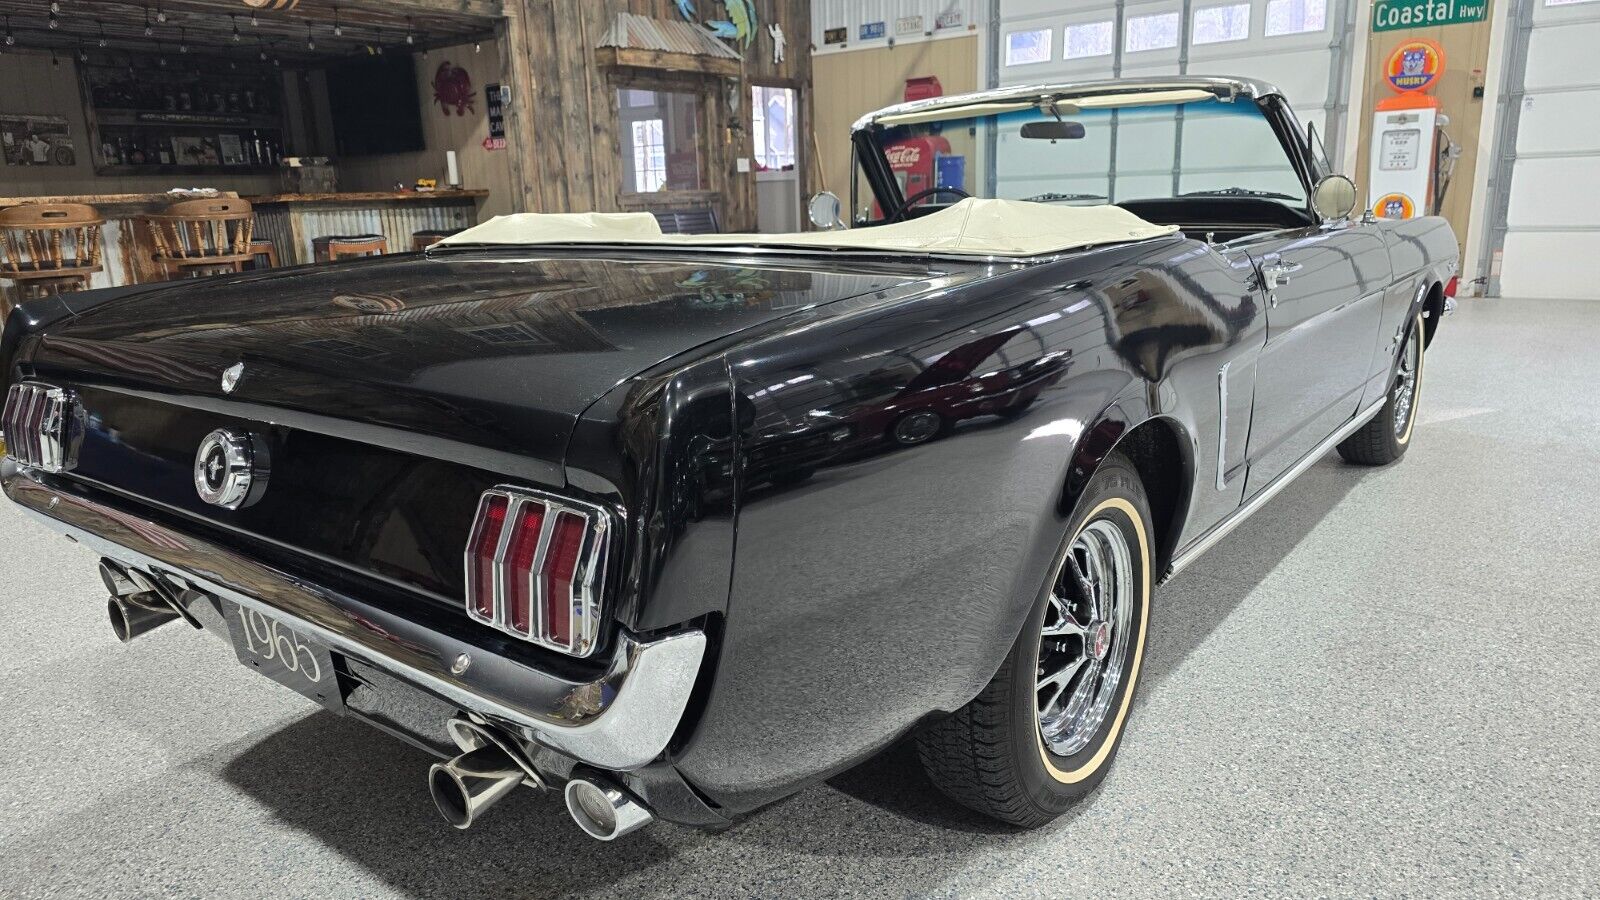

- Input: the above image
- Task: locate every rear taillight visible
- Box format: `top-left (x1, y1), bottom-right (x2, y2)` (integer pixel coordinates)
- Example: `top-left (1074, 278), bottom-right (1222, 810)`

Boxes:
top-left (463, 487), bottom-right (612, 657)
top-left (1444, 275), bottom-right (1459, 298)
top-left (2, 383), bottom-right (78, 473)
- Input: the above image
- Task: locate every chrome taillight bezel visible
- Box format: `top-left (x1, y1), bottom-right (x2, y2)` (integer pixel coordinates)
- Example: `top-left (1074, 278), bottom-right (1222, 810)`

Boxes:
top-left (2, 382), bottom-right (81, 474)
top-left (463, 486), bottom-right (614, 658)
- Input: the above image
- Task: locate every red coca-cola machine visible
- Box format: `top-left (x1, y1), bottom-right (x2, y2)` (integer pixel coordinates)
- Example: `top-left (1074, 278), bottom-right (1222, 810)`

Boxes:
top-left (874, 136), bottom-right (953, 218)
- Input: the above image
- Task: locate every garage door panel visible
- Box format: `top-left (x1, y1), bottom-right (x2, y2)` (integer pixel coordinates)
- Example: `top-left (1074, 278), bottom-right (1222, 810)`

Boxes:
top-left (1515, 88), bottom-right (1600, 156)
top-left (1524, 21), bottom-right (1600, 91)
top-left (1505, 158), bottom-right (1600, 229)
top-left (1500, 232), bottom-right (1600, 300)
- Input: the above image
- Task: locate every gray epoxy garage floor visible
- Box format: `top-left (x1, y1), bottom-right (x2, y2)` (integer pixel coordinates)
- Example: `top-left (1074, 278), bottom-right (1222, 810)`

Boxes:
top-left (2, 297), bottom-right (1597, 899)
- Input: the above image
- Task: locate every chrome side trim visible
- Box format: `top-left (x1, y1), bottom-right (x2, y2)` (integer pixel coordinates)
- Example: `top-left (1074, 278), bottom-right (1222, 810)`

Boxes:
top-left (1215, 363), bottom-right (1230, 491)
top-left (1163, 395), bottom-right (1387, 583)
top-left (1, 468), bottom-right (704, 771)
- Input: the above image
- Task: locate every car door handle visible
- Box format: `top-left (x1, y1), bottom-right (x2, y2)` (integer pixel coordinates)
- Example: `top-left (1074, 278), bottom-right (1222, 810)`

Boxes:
top-left (1261, 261), bottom-right (1303, 289)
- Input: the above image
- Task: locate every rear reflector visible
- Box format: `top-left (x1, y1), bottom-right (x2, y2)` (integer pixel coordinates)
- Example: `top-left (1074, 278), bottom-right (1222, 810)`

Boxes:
top-left (463, 487), bottom-right (612, 657)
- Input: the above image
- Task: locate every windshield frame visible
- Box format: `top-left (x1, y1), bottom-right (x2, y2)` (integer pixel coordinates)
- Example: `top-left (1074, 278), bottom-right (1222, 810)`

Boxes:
top-left (850, 84), bottom-right (1322, 227)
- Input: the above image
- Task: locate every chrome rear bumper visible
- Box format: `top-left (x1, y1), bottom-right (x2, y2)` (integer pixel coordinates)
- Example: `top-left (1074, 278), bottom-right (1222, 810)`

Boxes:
top-left (2, 466), bottom-right (705, 771)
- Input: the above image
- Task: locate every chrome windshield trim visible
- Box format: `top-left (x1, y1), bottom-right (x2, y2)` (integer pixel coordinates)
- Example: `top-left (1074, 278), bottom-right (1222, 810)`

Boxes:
top-left (2, 467), bottom-right (705, 771)
top-left (851, 76), bottom-right (1284, 133)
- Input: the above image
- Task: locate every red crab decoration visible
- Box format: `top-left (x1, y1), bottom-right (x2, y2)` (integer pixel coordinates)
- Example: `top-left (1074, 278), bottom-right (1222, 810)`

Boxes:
top-left (432, 62), bottom-right (476, 116)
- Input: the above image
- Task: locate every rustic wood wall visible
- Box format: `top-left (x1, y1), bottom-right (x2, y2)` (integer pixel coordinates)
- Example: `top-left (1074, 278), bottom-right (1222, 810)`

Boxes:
top-left (496, 0), bottom-right (813, 232)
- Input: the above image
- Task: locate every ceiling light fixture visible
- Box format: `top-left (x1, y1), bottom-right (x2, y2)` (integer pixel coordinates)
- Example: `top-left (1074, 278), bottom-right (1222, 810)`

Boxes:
top-left (142, 4), bottom-right (152, 36)
top-left (405, 17), bottom-right (414, 45)
top-left (231, 14), bottom-right (240, 42)
top-left (155, 1), bottom-right (166, 25)
top-left (97, 19), bottom-right (107, 47)
top-left (3, 16), bottom-right (14, 47)
top-left (306, 22), bottom-right (315, 51)
top-left (333, 7), bottom-right (342, 37)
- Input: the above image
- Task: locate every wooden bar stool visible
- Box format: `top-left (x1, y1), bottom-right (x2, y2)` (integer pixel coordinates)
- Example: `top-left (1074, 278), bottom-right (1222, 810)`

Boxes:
top-left (247, 239), bottom-right (279, 270)
top-left (411, 229), bottom-right (462, 251)
top-left (313, 234), bottom-right (388, 262)
top-left (144, 198), bottom-right (256, 279)
top-left (0, 203), bottom-right (105, 316)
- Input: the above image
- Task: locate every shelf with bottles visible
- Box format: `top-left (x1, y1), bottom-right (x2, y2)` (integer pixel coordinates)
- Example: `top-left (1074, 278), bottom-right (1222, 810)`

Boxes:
top-left (94, 125), bottom-right (286, 174)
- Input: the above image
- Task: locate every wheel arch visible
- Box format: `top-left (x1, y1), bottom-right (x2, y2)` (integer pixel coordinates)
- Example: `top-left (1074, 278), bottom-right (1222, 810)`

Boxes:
top-left (1059, 404), bottom-right (1195, 579)
top-left (1420, 279), bottom-right (1446, 348)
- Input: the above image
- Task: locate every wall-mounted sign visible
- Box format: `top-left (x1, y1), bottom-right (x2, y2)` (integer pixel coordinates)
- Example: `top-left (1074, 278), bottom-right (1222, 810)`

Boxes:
top-left (824, 26), bottom-right (847, 45)
top-left (1373, 0), bottom-right (1486, 32)
top-left (860, 21), bottom-right (886, 40)
top-left (897, 15), bottom-right (925, 35)
top-left (936, 10), bottom-right (965, 30)
top-left (1383, 39), bottom-right (1446, 93)
top-left (1373, 192), bottom-right (1417, 219)
top-left (484, 82), bottom-right (508, 151)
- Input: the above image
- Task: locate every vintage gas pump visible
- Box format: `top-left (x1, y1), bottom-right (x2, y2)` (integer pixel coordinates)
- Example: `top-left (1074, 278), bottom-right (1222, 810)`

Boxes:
top-left (1367, 38), bottom-right (1461, 220)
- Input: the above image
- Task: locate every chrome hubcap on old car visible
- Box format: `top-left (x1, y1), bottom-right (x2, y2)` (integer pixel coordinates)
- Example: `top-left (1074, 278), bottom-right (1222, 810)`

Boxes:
top-left (1393, 327), bottom-right (1420, 437)
top-left (1037, 519), bottom-right (1134, 757)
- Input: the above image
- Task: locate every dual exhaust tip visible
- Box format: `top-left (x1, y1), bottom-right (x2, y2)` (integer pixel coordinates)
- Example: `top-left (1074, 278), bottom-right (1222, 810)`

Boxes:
top-left (98, 557), bottom-right (652, 840)
top-left (427, 718), bottom-right (654, 840)
top-left (101, 559), bottom-right (190, 643)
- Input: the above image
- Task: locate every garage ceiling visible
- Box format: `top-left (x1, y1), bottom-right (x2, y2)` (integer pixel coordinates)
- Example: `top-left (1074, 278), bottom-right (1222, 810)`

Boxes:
top-left (0, 0), bottom-right (502, 63)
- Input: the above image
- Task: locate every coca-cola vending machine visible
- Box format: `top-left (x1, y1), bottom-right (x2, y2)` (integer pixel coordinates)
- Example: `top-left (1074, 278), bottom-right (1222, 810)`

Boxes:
top-left (874, 136), bottom-right (952, 219)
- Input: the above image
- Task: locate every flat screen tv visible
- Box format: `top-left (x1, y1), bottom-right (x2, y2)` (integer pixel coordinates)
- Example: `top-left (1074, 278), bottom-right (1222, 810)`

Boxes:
top-left (326, 56), bottom-right (424, 156)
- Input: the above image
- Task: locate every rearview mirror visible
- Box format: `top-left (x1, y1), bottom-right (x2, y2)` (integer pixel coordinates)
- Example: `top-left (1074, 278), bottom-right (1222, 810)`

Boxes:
top-left (808, 191), bottom-right (844, 230)
top-left (1311, 175), bottom-right (1358, 222)
top-left (1020, 121), bottom-right (1086, 141)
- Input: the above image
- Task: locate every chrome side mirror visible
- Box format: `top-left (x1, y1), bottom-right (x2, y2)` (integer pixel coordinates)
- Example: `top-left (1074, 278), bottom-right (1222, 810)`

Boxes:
top-left (807, 191), bottom-right (845, 230)
top-left (1311, 175), bottom-right (1358, 222)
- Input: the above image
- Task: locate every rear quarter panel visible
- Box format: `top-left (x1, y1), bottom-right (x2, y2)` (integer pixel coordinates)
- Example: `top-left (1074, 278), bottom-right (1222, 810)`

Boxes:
top-left (670, 237), bottom-right (1267, 812)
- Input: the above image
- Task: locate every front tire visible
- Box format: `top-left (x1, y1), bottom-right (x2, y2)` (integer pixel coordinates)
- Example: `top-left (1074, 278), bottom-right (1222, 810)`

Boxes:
top-left (1338, 310), bottom-right (1425, 466)
top-left (916, 452), bottom-right (1153, 827)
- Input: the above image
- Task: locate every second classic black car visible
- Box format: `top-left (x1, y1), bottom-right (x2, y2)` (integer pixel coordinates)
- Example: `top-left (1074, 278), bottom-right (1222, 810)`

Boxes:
top-left (1, 77), bottom-right (1456, 838)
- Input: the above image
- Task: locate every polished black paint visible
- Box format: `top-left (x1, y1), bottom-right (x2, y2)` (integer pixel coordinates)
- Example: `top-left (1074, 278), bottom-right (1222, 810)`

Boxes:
top-left (0, 88), bottom-right (1459, 827)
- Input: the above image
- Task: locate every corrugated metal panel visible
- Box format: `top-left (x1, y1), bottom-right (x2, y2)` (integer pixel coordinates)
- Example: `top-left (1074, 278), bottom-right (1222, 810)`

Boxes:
top-left (597, 12), bottom-right (742, 60)
top-left (251, 201), bottom-right (477, 265)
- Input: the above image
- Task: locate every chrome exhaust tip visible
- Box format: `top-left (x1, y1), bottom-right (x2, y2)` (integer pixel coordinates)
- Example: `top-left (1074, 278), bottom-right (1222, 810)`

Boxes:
top-left (564, 775), bottom-right (654, 841)
top-left (428, 744), bottom-right (527, 830)
top-left (107, 592), bottom-right (179, 643)
top-left (428, 717), bottom-right (543, 830)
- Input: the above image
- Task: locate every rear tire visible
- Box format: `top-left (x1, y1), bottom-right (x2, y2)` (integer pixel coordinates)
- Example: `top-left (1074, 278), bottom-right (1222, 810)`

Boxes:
top-left (1338, 310), bottom-right (1425, 466)
top-left (916, 452), bottom-right (1153, 827)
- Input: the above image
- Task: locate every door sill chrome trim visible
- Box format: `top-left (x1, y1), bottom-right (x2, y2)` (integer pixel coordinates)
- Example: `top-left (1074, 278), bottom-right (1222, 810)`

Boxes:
top-left (1162, 396), bottom-right (1386, 583)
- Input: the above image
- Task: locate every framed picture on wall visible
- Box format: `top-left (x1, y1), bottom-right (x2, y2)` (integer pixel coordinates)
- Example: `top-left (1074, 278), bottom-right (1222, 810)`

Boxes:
top-left (218, 134), bottom-right (247, 166)
top-left (0, 114), bottom-right (76, 167)
top-left (171, 135), bottom-right (221, 166)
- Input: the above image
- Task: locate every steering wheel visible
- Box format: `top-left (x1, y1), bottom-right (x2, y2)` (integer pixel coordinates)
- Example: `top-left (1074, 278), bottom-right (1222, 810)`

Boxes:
top-left (889, 186), bottom-right (972, 223)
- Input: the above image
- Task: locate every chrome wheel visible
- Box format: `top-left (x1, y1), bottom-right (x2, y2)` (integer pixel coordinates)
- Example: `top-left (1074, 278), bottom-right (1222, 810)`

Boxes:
top-left (892, 410), bottom-right (942, 445)
top-left (1036, 519), bottom-right (1134, 757)
top-left (1392, 325), bottom-right (1421, 438)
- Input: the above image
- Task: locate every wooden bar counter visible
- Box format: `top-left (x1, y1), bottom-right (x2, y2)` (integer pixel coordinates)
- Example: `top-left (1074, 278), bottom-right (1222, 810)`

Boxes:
top-left (247, 190), bottom-right (487, 266)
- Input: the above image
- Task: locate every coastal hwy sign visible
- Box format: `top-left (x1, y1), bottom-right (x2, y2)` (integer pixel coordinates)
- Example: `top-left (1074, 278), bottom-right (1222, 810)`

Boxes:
top-left (1373, 0), bottom-right (1487, 31)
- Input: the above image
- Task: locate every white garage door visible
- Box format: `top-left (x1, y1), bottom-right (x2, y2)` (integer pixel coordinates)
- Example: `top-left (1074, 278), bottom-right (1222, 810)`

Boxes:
top-left (1490, 0), bottom-right (1600, 299)
top-left (992, 0), bottom-right (1351, 165)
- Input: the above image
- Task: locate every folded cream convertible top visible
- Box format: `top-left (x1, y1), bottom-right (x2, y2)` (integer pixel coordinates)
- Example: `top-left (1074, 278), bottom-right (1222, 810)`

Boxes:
top-left (435, 198), bottom-right (1177, 259)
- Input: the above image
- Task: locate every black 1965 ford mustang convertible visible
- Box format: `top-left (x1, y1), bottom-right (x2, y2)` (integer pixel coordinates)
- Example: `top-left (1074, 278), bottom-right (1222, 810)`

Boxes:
top-left (1, 77), bottom-right (1457, 839)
